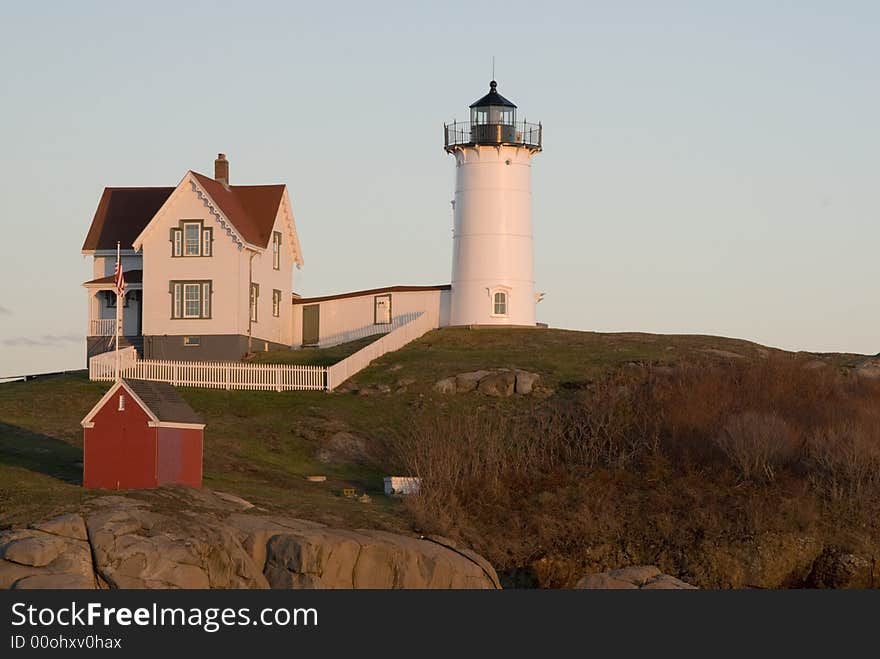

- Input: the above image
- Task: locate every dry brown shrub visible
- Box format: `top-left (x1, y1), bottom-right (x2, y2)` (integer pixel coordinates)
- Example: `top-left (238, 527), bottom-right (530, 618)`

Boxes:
top-left (713, 411), bottom-right (800, 482)
top-left (386, 355), bottom-right (880, 576)
top-left (804, 422), bottom-right (880, 499)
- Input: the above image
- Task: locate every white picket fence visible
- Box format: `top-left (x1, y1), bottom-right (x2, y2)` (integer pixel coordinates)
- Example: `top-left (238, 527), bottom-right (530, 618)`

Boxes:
top-left (89, 347), bottom-right (326, 391)
top-left (326, 308), bottom-right (439, 389)
top-left (88, 309), bottom-right (439, 392)
top-left (89, 346), bottom-right (139, 381)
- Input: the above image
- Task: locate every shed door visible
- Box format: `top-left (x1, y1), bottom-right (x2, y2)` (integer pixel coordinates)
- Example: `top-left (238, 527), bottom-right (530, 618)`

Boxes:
top-left (302, 304), bottom-right (320, 346)
top-left (374, 294), bottom-right (392, 325)
top-left (157, 428), bottom-right (184, 484)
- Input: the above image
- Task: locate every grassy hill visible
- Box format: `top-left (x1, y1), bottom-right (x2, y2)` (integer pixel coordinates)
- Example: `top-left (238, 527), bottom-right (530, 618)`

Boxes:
top-left (2, 327), bottom-right (878, 588)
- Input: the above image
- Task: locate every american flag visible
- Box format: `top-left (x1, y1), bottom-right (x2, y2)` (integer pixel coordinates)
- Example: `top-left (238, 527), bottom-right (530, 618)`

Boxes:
top-left (114, 260), bottom-right (126, 295)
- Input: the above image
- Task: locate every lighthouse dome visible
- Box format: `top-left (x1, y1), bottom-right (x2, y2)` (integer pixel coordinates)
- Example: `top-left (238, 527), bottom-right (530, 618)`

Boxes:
top-left (468, 80), bottom-right (517, 143)
top-left (469, 80), bottom-right (518, 111)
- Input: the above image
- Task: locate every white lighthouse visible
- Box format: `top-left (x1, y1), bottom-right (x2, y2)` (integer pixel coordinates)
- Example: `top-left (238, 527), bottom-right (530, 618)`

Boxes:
top-left (445, 80), bottom-right (542, 326)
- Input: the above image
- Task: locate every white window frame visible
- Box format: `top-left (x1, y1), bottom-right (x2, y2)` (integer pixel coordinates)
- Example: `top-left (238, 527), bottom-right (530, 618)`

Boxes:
top-left (172, 229), bottom-right (182, 256)
top-left (250, 283), bottom-right (259, 323)
top-left (173, 222), bottom-right (211, 257)
top-left (202, 282), bottom-right (211, 318)
top-left (171, 280), bottom-right (211, 319)
top-left (173, 283), bottom-right (183, 319)
top-left (489, 287), bottom-right (510, 317)
top-left (183, 222), bottom-right (201, 256)
top-left (272, 231), bottom-right (282, 270)
top-left (183, 283), bottom-right (201, 318)
top-left (272, 289), bottom-right (281, 317)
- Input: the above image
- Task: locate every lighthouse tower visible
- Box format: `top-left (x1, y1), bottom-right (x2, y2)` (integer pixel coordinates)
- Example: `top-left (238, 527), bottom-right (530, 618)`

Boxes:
top-left (444, 80), bottom-right (542, 326)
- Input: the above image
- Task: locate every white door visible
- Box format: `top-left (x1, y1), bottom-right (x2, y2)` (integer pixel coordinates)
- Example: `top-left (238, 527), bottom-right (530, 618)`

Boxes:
top-left (374, 295), bottom-right (391, 325)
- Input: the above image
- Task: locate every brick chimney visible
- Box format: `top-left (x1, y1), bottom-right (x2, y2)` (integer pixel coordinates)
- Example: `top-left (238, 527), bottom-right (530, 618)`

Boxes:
top-left (214, 153), bottom-right (229, 187)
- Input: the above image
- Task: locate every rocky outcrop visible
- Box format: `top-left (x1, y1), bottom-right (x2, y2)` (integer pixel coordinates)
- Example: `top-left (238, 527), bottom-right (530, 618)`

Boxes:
top-left (0, 517), bottom-right (95, 590)
top-left (514, 371), bottom-right (541, 395)
top-left (806, 549), bottom-right (876, 588)
top-left (85, 497), bottom-right (267, 589)
top-left (434, 369), bottom-right (541, 396)
top-left (31, 512), bottom-right (89, 541)
top-left (455, 370), bottom-right (492, 393)
top-left (576, 566), bottom-right (697, 590)
top-left (263, 530), bottom-right (497, 589)
top-left (686, 532), bottom-right (825, 589)
top-left (433, 377), bottom-right (457, 394)
top-left (477, 371), bottom-right (516, 397)
top-left (517, 529), bottom-right (856, 589)
top-left (0, 489), bottom-right (500, 590)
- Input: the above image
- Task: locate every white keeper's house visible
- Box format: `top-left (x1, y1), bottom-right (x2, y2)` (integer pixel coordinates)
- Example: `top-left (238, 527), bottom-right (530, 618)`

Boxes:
top-left (82, 80), bottom-right (543, 364)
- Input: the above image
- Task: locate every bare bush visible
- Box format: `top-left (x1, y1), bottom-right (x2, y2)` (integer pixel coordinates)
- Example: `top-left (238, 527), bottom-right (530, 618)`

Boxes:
top-left (805, 423), bottom-right (880, 499)
top-left (391, 374), bottom-right (662, 502)
top-left (713, 411), bottom-right (800, 482)
top-left (566, 379), bottom-right (662, 469)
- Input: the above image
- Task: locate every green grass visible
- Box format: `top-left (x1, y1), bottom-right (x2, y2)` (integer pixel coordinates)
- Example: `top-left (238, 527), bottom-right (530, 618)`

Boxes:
top-left (351, 327), bottom-right (787, 391)
top-left (0, 373), bottom-right (408, 529)
top-left (0, 328), bottom-right (868, 529)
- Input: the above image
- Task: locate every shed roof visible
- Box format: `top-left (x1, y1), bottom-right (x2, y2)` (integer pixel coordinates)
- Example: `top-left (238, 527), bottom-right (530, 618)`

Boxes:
top-left (81, 379), bottom-right (204, 429)
top-left (123, 379), bottom-right (204, 425)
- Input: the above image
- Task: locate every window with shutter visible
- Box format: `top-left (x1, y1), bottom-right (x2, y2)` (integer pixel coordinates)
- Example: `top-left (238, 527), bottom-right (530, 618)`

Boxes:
top-left (170, 281), bottom-right (212, 319)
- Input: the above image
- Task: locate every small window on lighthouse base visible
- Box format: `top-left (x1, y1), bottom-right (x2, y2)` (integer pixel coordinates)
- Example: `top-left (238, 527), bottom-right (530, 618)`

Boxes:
top-left (491, 290), bottom-right (509, 317)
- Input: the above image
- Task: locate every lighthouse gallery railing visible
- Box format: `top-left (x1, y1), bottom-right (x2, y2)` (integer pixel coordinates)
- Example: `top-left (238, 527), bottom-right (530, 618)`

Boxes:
top-left (444, 120), bottom-right (542, 150)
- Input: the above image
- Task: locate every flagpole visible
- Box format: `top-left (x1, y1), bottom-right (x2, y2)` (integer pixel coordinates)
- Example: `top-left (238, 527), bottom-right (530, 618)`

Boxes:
top-left (115, 241), bottom-right (121, 382)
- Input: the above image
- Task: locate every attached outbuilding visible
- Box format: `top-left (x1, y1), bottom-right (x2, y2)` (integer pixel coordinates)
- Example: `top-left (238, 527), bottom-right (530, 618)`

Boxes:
top-left (80, 379), bottom-right (205, 489)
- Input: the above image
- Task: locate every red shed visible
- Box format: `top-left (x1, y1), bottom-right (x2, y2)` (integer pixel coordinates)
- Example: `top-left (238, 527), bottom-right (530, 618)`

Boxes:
top-left (80, 379), bottom-right (205, 489)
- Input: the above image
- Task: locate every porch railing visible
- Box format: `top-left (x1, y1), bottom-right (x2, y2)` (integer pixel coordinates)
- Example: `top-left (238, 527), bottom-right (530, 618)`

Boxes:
top-left (89, 319), bottom-right (117, 337)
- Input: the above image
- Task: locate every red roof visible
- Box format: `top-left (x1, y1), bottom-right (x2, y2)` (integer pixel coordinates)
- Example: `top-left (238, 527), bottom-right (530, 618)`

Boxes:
top-left (82, 188), bottom-right (174, 251)
top-left (83, 174), bottom-right (286, 253)
top-left (190, 172), bottom-right (285, 248)
top-left (83, 269), bottom-right (143, 286)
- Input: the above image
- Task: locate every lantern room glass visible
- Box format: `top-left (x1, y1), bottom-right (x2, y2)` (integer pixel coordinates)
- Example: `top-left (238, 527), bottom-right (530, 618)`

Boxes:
top-left (471, 105), bottom-right (515, 126)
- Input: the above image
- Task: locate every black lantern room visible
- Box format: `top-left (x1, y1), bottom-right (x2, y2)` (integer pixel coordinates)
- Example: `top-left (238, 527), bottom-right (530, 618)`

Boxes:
top-left (444, 80), bottom-right (541, 152)
top-left (469, 80), bottom-right (517, 144)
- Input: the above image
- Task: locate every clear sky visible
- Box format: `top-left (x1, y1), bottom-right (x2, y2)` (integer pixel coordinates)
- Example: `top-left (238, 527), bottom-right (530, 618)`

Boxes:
top-left (0, 1), bottom-right (878, 376)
